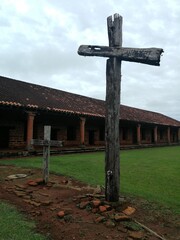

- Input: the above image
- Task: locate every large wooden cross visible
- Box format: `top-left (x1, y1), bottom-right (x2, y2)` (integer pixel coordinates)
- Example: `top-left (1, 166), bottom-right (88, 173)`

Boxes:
top-left (31, 126), bottom-right (63, 184)
top-left (78, 14), bottom-right (163, 202)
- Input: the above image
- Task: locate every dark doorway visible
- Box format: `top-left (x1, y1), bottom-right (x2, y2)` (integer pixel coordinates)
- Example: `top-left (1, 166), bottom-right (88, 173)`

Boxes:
top-left (0, 127), bottom-right (10, 148)
top-left (51, 128), bottom-right (59, 140)
top-left (89, 130), bottom-right (95, 145)
top-left (132, 128), bottom-right (137, 144)
top-left (151, 129), bottom-right (155, 143)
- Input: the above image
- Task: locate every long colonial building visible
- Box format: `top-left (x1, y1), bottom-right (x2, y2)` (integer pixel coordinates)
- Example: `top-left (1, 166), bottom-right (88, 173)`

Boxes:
top-left (0, 76), bottom-right (179, 152)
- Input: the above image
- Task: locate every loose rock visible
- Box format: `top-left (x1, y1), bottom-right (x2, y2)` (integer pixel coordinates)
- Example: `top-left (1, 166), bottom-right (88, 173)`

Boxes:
top-left (57, 211), bottom-right (65, 218)
top-left (114, 214), bottom-right (131, 222)
top-left (99, 205), bottom-right (107, 213)
top-left (128, 231), bottom-right (144, 239)
top-left (92, 199), bottom-right (101, 207)
top-left (27, 180), bottom-right (38, 186)
top-left (95, 216), bottom-right (106, 223)
top-left (123, 206), bottom-right (136, 216)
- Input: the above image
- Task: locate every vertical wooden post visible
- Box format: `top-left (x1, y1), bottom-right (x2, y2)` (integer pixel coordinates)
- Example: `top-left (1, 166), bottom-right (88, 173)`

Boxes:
top-left (154, 126), bottom-right (158, 144)
top-left (80, 117), bottom-right (86, 146)
top-left (43, 125), bottom-right (51, 184)
top-left (137, 124), bottom-right (141, 145)
top-left (78, 13), bottom-right (163, 203)
top-left (105, 14), bottom-right (122, 202)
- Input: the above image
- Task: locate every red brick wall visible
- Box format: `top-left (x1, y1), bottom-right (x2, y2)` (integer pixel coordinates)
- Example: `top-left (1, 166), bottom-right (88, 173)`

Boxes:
top-left (9, 123), bottom-right (26, 148)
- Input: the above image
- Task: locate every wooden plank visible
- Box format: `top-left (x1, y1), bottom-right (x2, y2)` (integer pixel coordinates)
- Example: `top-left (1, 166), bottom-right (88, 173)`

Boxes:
top-left (31, 139), bottom-right (45, 146)
top-left (44, 126), bottom-right (51, 140)
top-left (43, 126), bottom-right (51, 184)
top-left (49, 140), bottom-right (63, 147)
top-left (78, 45), bottom-right (163, 66)
top-left (31, 139), bottom-right (63, 147)
top-left (105, 14), bottom-right (121, 202)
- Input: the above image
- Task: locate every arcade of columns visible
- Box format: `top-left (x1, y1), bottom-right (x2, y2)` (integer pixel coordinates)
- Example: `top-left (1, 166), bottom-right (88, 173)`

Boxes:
top-left (26, 112), bottom-right (180, 149)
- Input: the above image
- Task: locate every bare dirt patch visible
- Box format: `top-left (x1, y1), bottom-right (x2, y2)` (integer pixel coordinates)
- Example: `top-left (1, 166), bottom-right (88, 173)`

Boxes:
top-left (0, 165), bottom-right (179, 240)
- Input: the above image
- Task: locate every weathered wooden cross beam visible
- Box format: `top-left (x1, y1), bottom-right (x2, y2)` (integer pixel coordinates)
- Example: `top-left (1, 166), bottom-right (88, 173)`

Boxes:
top-left (78, 45), bottom-right (163, 66)
top-left (78, 14), bottom-right (163, 202)
top-left (31, 126), bottom-right (63, 184)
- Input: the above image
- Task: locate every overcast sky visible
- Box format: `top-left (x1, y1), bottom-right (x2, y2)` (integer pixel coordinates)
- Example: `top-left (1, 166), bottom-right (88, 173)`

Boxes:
top-left (0, 0), bottom-right (180, 120)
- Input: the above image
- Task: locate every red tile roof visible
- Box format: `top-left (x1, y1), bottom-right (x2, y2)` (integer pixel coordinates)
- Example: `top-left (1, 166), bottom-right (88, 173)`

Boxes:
top-left (0, 76), bottom-right (179, 127)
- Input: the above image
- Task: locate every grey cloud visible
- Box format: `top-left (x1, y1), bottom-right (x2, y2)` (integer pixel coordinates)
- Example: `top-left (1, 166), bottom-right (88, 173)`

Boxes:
top-left (0, 0), bottom-right (179, 120)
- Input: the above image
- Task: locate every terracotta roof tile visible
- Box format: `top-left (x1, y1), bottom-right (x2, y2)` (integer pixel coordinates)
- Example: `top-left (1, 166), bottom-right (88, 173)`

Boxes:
top-left (0, 76), bottom-right (179, 127)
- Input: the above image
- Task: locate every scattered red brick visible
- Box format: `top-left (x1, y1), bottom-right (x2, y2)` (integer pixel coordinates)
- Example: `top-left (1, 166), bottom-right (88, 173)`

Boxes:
top-left (57, 211), bottom-right (65, 218)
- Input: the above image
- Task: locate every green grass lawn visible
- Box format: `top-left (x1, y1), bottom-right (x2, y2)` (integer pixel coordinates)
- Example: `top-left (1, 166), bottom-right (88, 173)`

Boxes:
top-left (0, 146), bottom-right (180, 213)
top-left (0, 202), bottom-right (46, 240)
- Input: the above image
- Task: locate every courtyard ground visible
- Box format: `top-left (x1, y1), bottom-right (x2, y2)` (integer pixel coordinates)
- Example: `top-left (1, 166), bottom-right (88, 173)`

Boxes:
top-left (0, 164), bottom-right (179, 240)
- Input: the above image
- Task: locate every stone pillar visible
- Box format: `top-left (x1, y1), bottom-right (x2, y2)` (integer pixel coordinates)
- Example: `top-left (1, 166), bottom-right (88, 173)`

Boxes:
top-left (167, 127), bottom-right (170, 144)
top-left (80, 117), bottom-right (86, 146)
top-left (137, 124), bottom-right (141, 145)
top-left (26, 112), bottom-right (36, 150)
top-left (154, 126), bottom-right (158, 144)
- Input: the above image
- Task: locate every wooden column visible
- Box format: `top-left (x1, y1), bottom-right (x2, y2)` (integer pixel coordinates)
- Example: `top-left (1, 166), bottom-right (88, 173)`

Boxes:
top-left (167, 127), bottom-right (171, 144)
top-left (137, 124), bottom-right (141, 145)
top-left (154, 126), bottom-right (158, 144)
top-left (26, 112), bottom-right (36, 150)
top-left (80, 117), bottom-right (86, 146)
